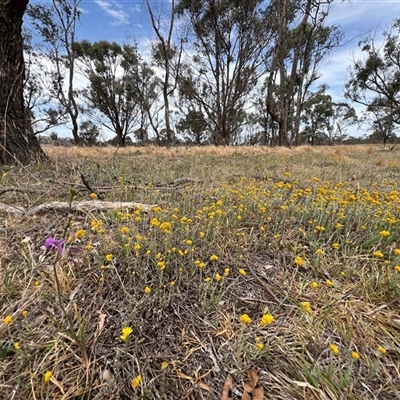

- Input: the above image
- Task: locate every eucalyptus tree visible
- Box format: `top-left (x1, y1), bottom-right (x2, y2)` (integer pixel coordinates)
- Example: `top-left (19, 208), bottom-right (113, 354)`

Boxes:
top-left (266, 0), bottom-right (341, 146)
top-left (176, 108), bottom-right (208, 145)
top-left (131, 61), bottom-right (162, 144)
top-left (175, 0), bottom-right (274, 145)
top-left (344, 19), bottom-right (400, 144)
top-left (73, 40), bottom-right (145, 146)
top-left (79, 120), bottom-right (99, 146)
top-left (0, 0), bottom-right (47, 164)
top-left (301, 88), bottom-right (357, 145)
top-left (27, 0), bottom-right (82, 145)
top-left (146, 0), bottom-right (183, 144)
top-left (248, 78), bottom-right (292, 146)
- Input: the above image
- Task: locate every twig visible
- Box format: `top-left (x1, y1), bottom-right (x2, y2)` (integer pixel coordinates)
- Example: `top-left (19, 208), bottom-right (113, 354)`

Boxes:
top-left (80, 173), bottom-right (104, 200)
top-left (244, 258), bottom-right (280, 304)
top-left (365, 297), bottom-right (399, 315)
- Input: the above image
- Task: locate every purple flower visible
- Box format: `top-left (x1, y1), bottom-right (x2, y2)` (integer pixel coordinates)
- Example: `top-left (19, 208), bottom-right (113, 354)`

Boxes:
top-left (44, 238), bottom-right (66, 254)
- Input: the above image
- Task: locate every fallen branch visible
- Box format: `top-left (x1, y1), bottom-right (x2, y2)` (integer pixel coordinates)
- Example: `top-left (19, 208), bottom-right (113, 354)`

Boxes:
top-left (0, 186), bottom-right (48, 196)
top-left (0, 200), bottom-right (157, 216)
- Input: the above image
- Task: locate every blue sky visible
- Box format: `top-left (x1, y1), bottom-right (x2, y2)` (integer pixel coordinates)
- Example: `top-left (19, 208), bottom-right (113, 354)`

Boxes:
top-left (27, 0), bottom-right (400, 139)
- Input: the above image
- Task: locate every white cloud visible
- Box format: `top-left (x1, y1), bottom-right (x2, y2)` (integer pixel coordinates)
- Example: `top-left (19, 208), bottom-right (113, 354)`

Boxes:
top-left (78, 7), bottom-right (89, 15)
top-left (94, 0), bottom-right (130, 26)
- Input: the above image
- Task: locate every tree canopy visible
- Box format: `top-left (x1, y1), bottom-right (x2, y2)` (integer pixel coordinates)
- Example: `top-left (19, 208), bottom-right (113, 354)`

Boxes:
top-left (4, 0), bottom-right (396, 162)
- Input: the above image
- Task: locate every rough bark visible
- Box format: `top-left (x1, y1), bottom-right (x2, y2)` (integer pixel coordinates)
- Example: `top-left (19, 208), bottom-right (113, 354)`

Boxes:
top-left (0, 0), bottom-right (47, 165)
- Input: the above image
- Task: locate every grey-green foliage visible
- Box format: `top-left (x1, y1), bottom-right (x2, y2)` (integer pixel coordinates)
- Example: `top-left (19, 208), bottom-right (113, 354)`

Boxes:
top-left (23, 28), bottom-right (69, 135)
top-left (26, 0), bottom-right (82, 145)
top-left (301, 87), bottom-right (357, 145)
top-left (79, 120), bottom-right (99, 146)
top-left (266, 0), bottom-right (342, 147)
top-left (73, 40), bottom-right (153, 146)
top-left (175, 0), bottom-right (274, 145)
top-left (345, 18), bottom-right (400, 144)
top-left (176, 109), bottom-right (208, 145)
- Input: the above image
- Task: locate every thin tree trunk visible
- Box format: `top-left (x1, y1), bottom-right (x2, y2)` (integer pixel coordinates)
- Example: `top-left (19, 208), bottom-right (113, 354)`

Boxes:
top-left (0, 0), bottom-right (47, 165)
top-left (145, 0), bottom-right (176, 145)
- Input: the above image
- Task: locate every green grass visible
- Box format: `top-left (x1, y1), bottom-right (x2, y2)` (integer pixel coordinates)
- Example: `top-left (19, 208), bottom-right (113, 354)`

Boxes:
top-left (0, 144), bottom-right (399, 399)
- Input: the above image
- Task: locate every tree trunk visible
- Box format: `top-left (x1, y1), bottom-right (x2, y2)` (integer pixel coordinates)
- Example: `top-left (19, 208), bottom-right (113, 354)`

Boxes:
top-left (0, 0), bottom-right (47, 165)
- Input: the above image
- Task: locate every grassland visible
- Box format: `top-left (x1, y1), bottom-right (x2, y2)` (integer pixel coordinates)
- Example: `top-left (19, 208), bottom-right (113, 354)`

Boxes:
top-left (0, 145), bottom-right (399, 399)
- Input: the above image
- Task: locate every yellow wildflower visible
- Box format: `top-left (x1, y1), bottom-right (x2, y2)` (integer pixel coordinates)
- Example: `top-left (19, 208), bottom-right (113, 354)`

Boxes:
top-left (239, 314), bottom-right (252, 324)
top-left (90, 192), bottom-right (98, 199)
top-left (120, 226), bottom-right (130, 234)
top-left (256, 342), bottom-right (264, 350)
top-left (215, 273), bottom-right (222, 282)
top-left (3, 315), bottom-right (13, 325)
top-left (395, 265), bottom-right (400, 272)
top-left (378, 346), bottom-right (387, 355)
top-left (75, 229), bottom-right (86, 239)
top-left (120, 326), bottom-right (133, 341)
top-left (131, 375), bottom-right (142, 388)
top-left (22, 310), bottom-right (28, 317)
top-left (315, 248), bottom-right (324, 255)
top-left (294, 256), bottom-right (304, 266)
top-left (161, 362), bottom-right (169, 370)
top-left (204, 277), bottom-right (211, 282)
top-left (44, 371), bottom-right (53, 382)
top-left (395, 249), bottom-right (400, 256)
top-left (310, 282), bottom-right (319, 289)
top-left (185, 239), bottom-right (193, 246)
top-left (14, 342), bottom-right (20, 350)
top-left (199, 231), bottom-right (205, 238)
top-left (223, 268), bottom-right (230, 276)
top-left (301, 302), bottom-right (312, 313)
top-left (373, 251), bottom-right (384, 258)
top-left (379, 230), bottom-right (390, 237)
top-left (238, 269), bottom-right (246, 276)
top-left (144, 286), bottom-right (152, 294)
top-left (150, 218), bottom-right (160, 227)
top-left (351, 351), bottom-right (360, 360)
top-left (260, 314), bottom-right (275, 326)
top-left (159, 222), bottom-right (171, 233)
top-left (326, 279), bottom-right (334, 287)
top-left (157, 261), bottom-right (166, 270)
top-left (332, 243), bottom-right (339, 249)
top-left (330, 344), bottom-right (339, 355)
top-left (209, 254), bottom-right (219, 261)
top-left (105, 254), bottom-right (113, 262)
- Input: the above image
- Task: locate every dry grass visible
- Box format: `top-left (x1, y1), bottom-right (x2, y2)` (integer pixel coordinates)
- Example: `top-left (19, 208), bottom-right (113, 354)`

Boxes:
top-left (0, 144), bottom-right (399, 400)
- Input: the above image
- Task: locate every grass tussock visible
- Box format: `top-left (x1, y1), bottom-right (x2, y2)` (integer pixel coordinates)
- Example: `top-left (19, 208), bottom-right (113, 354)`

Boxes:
top-left (0, 145), bottom-right (399, 399)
